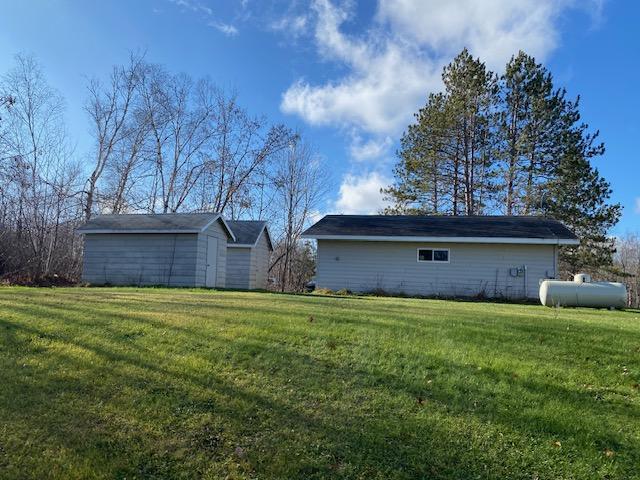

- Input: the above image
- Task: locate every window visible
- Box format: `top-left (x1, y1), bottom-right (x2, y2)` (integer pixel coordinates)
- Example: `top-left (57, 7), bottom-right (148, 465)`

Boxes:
top-left (417, 248), bottom-right (449, 263)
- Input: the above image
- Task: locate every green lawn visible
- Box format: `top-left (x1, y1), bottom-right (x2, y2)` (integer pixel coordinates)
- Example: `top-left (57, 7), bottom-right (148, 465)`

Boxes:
top-left (0, 287), bottom-right (639, 479)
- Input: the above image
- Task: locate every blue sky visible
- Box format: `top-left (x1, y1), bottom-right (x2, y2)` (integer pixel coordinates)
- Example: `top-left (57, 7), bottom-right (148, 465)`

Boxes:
top-left (1, 0), bottom-right (638, 233)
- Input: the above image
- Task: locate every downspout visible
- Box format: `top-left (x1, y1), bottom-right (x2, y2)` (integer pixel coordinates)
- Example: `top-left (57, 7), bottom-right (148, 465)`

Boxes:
top-left (524, 265), bottom-right (528, 299)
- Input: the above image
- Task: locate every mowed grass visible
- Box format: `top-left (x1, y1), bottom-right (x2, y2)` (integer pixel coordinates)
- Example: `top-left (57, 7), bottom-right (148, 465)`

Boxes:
top-left (0, 288), bottom-right (639, 479)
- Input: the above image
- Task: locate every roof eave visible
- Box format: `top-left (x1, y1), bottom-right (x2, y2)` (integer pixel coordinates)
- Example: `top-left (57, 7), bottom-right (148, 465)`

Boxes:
top-left (78, 228), bottom-right (202, 234)
top-left (200, 214), bottom-right (236, 241)
top-left (262, 224), bottom-right (274, 251)
top-left (301, 234), bottom-right (580, 245)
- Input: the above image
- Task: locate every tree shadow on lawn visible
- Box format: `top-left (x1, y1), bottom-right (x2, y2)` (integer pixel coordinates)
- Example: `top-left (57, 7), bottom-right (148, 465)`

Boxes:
top-left (2, 298), bottom-right (640, 479)
top-left (0, 311), bottom-right (494, 479)
top-left (11, 294), bottom-right (640, 406)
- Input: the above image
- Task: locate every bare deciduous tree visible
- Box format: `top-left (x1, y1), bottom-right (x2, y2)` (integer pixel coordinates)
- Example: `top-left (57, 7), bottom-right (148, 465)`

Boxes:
top-left (269, 139), bottom-right (328, 292)
top-left (139, 68), bottom-right (218, 213)
top-left (0, 54), bottom-right (81, 280)
top-left (84, 53), bottom-right (146, 220)
top-left (614, 234), bottom-right (640, 308)
top-left (196, 90), bottom-right (293, 216)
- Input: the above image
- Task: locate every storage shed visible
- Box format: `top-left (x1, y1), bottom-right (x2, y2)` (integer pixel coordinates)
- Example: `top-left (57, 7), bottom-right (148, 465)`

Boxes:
top-left (78, 213), bottom-right (235, 288)
top-left (302, 215), bottom-right (579, 299)
top-left (225, 220), bottom-right (273, 290)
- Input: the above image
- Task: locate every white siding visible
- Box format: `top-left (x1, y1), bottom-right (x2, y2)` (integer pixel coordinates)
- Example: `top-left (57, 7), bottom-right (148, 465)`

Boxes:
top-left (196, 220), bottom-right (228, 288)
top-left (252, 233), bottom-right (271, 289)
top-left (316, 240), bottom-right (557, 299)
top-left (225, 231), bottom-right (271, 290)
top-left (82, 233), bottom-right (199, 287)
top-left (226, 248), bottom-right (251, 289)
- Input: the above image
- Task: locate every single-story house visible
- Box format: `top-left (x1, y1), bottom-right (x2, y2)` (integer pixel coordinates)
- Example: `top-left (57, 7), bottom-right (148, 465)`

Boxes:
top-left (225, 220), bottom-right (273, 290)
top-left (301, 215), bottom-right (579, 299)
top-left (77, 213), bottom-right (234, 288)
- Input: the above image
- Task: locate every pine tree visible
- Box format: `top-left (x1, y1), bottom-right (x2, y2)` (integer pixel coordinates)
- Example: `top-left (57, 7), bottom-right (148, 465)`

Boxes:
top-left (499, 51), bottom-right (564, 215)
top-left (545, 97), bottom-right (621, 274)
top-left (383, 93), bottom-right (451, 214)
top-left (443, 49), bottom-right (499, 215)
top-left (384, 49), bottom-right (498, 215)
top-left (385, 48), bottom-right (621, 273)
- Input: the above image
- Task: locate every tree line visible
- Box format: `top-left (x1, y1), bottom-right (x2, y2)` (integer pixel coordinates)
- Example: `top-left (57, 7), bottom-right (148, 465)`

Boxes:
top-left (0, 54), bottom-right (327, 290)
top-left (383, 49), bottom-right (622, 276)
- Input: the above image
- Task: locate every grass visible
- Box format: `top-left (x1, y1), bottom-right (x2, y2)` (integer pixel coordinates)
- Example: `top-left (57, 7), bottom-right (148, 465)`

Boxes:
top-left (0, 287), bottom-right (639, 479)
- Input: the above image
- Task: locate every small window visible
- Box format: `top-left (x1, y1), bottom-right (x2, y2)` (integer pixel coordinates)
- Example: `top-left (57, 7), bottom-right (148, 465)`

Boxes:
top-left (418, 249), bottom-right (433, 262)
top-left (417, 248), bottom-right (449, 263)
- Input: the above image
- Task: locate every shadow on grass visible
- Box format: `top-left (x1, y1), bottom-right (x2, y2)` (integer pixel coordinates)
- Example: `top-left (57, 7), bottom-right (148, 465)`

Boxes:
top-left (0, 290), bottom-right (638, 479)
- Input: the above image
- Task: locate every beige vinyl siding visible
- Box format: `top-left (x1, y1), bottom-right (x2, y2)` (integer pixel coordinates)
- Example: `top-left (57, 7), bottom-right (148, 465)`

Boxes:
top-left (226, 248), bottom-right (251, 289)
top-left (195, 219), bottom-right (228, 288)
top-left (82, 233), bottom-right (199, 287)
top-left (316, 240), bottom-right (556, 299)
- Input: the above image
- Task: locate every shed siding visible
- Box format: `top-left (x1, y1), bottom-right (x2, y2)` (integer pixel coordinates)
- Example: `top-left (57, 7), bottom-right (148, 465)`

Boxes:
top-left (252, 233), bottom-right (271, 289)
top-left (196, 220), bottom-right (228, 288)
top-left (225, 232), bottom-right (271, 290)
top-left (316, 240), bottom-right (556, 299)
top-left (82, 233), bottom-right (198, 287)
top-left (226, 248), bottom-right (252, 289)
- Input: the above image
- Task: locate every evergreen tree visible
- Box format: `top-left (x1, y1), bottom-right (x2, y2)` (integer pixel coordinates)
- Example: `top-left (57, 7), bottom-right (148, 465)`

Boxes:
top-left (442, 49), bottom-right (499, 214)
top-left (383, 92), bottom-right (451, 214)
top-left (545, 97), bottom-right (621, 273)
top-left (384, 49), bottom-right (498, 215)
top-left (385, 48), bottom-right (620, 273)
top-left (499, 52), bottom-right (562, 214)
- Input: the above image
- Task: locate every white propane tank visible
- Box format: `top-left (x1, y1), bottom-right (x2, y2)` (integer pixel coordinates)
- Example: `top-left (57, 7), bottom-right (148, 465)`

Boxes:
top-left (573, 273), bottom-right (591, 284)
top-left (539, 273), bottom-right (627, 309)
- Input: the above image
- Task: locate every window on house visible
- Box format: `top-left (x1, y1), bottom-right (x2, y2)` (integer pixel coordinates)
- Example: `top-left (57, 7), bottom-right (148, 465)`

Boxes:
top-left (417, 248), bottom-right (449, 263)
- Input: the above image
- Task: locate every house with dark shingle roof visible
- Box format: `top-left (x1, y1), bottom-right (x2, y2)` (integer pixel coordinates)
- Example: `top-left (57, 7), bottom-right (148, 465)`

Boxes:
top-left (225, 220), bottom-right (273, 290)
top-left (301, 215), bottom-right (579, 299)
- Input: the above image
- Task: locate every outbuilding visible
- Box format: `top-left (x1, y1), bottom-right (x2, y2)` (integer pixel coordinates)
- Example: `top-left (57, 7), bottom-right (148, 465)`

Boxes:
top-left (78, 213), bottom-right (234, 288)
top-left (301, 215), bottom-right (579, 299)
top-left (225, 220), bottom-right (273, 290)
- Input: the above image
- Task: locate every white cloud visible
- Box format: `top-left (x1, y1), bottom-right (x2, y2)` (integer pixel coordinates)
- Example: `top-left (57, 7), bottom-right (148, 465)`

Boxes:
top-left (270, 14), bottom-right (308, 37)
top-left (349, 135), bottom-right (393, 161)
top-left (169, 0), bottom-right (213, 16)
top-left (209, 21), bottom-right (239, 36)
top-left (334, 171), bottom-right (391, 214)
top-left (377, 0), bottom-right (564, 69)
top-left (168, 0), bottom-right (239, 36)
top-left (281, 0), bottom-right (441, 136)
top-left (635, 197), bottom-right (640, 214)
top-left (281, 0), bottom-right (597, 140)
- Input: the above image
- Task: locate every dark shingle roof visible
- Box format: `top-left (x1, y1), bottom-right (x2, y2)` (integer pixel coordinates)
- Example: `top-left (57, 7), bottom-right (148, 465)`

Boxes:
top-left (78, 213), bottom-right (225, 234)
top-left (302, 215), bottom-right (578, 242)
top-left (226, 220), bottom-right (271, 248)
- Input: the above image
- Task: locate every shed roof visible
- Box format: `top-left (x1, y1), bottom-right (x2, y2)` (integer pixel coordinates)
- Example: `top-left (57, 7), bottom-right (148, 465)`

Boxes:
top-left (301, 215), bottom-right (579, 245)
top-left (77, 213), bottom-right (235, 240)
top-left (226, 220), bottom-right (273, 250)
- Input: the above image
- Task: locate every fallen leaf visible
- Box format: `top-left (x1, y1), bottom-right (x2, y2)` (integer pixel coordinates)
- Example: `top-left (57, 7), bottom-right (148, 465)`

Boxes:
top-left (235, 446), bottom-right (247, 459)
top-left (552, 440), bottom-right (562, 448)
top-left (604, 448), bottom-right (615, 458)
